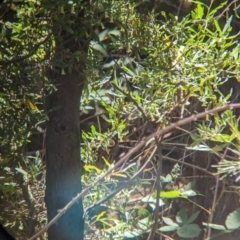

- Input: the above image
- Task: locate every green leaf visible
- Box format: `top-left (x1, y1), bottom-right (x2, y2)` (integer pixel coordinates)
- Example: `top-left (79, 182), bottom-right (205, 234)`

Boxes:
top-left (11, 36), bottom-right (22, 41)
top-left (98, 29), bottom-right (109, 42)
top-left (176, 209), bottom-right (188, 225)
top-left (123, 229), bottom-right (143, 238)
top-left (211, 134), bottom-right (235, 143)
top-left (164, 174), bottom-right (173, 182)
top-left (15, 168), bottom-right (27, 175)
top-left (177, 224), bottom-right (201, 238)
top-left (181, 190), bottom-right (197, 197)
top-left (187, 145), bottom-right (211, 151)
top-left (214, 19), bottom-right (222, 34)
top-left (162, 217), bottom-right (179, 226)
top-left (91, 125), bottom-right (96, 135)
top-left (191, 3), bottom-right (204, 19)
top-left (122, 66), bottom-right (136, 76)
top-left (103, 157), bottom-right (111, 167)
top-left (185, 211), bottom-right (200, 225)
top-left (142, 196), bottom-right (165, 209)
top-left (102, 60), bottom-right (115, 69)
top-left (108, 29), bottom-right (121, 37)
top-left (105, 106), bottom-right (115, 116)
top-left (159, 225), bottom-right (178, 232)
top-left (90, 41), bottom-right (107, 56)
top-left (135, 93), bottom-right (141, 104)
top-left (63, 25), bottom-right (74, 34)
top-left (118, 122), bottom-right (126, 131)
top-left (196, 3), bottom-right (204, 19)
top-left (185, 180), bottom-right (196, 190)
top-left (222, 15), bottom-right (233, 34)
top-left (84, 165), bottom-right (101, 173)
top-left (160, 190), bottom-right (181, 199)
top-left (225, 208), bottom-right (240, 230)
top-left (96, 210), bottom-right (106, 220)
top-left (202, 222), bottom-right (226, 230)
top-left (211, 143), bottom-right (229, 152)
top-left (138, 217), bottom-right (150, 231)
top-left (208, 1), bottom-right (227, 17)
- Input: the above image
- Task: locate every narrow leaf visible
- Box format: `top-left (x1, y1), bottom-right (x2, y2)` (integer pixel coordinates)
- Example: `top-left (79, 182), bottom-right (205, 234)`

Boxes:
top-left (90, 41), bottom-right (107, 56)
top-left (202, 222), bottom-right (226, 230)
top-left (222, 16), bottom-right (233, 34)
top-left (185, 211), bottom-right (200, 225)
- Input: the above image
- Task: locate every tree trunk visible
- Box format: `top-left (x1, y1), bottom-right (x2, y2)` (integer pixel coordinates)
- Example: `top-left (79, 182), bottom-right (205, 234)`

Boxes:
top-left (45, 72), bottom-right (85, 240)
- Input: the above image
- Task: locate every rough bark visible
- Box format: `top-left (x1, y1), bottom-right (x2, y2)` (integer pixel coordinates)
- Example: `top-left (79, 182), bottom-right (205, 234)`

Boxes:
top-left (45, 72), bottom-right (85, 240)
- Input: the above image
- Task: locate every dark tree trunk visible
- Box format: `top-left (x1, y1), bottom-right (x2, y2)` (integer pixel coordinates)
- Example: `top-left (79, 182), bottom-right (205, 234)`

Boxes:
top-left (45, 72), bottom-right (85, 240)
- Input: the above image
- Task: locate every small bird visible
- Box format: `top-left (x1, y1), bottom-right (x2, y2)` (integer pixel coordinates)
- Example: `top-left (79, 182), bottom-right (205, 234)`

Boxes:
top-left (108, 135), bottom-right (120, 161)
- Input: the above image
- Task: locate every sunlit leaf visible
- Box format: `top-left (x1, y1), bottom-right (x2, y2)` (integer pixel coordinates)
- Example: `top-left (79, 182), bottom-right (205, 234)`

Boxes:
top-left (84, 165), bottom-right (101, 173)
top-left (96, 211), bottom-right (106, 220)
top-left (160, 191), bottom-right (181, 199)
top-left (90, 41), bottom-right (107, 56)
top-left (15, 168), bottom-right (27, 175)
top-left (26, 99), bottom-right (40, 113)
top-left (103, 157), bottom-right (111, 167)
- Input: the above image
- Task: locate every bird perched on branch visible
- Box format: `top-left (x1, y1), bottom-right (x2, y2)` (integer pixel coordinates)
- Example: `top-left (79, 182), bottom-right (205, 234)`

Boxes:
top-left (108, 135), bottom-right (120, 161)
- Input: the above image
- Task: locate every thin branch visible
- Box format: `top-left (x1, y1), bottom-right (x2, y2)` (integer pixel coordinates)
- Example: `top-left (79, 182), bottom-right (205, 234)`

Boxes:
top-left (205, 146), bottom-right (229, 240)
top-left (28, 103), bottom-right (240, 240)
top-left (164, 155), bottom-right (214, 176)
top-left (147, 136), bottom-right (162, 240)
top-left (215, 0), bottom-right (238, 19)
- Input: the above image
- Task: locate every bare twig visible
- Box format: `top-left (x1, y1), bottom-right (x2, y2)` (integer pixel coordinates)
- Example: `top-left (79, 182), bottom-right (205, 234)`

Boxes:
top-left (164, 155), bottom-right (214, 176)
top-left (215, 0), bottom-right (238, 19)
top-left (205, 146), bottom-right (229, 240)
top-left (28, 103), bottom-right (240, 240)
top-left (147, 136), bottom-right (162, 240)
